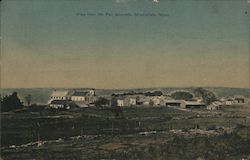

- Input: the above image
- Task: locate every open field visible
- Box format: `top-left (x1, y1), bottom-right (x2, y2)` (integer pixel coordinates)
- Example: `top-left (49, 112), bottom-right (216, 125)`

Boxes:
top-left (1, 105), bottom-right (250, 159)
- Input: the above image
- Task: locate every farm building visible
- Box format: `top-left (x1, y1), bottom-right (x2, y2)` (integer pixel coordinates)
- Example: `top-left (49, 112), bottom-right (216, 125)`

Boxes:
top-left (116, 96), bottom-right (138, 107)
top-left (225, 98), bottom-right (234, 106)
top-left (49, 90), bottom-right (71, 102)
top-left (137, 96), bottom-right (152, 106)
top-left (207, 101), bottom-right (222, 110)
top-left (165, 99), bottom-right (206, 109)
top-left (49, 100), bottom-right (70, 109)
top-left (48, 89), bottom-right (96, 108)
top-left (85, 89), bottom-right (97, 104)
top-left (219, 96), bottom-right (248, 106)
top-left (165, 100), bottom-right (185, 108)
top-left (71, 91), bottom-right (88, 101)
top-left (234, 96), bottom-right (247, 104)
top-left (151, 96), bottom-right (168, 106)
top-left (117, 99), bottom-right (125, 107)
top-left (184, 101), bottom-right (206, 109)
top-left (130, 98), bottom-right (137, 106)
top-left (70, 89), bottom-right (96, 104)
top-left (117, 97), bottom-right (137, 107)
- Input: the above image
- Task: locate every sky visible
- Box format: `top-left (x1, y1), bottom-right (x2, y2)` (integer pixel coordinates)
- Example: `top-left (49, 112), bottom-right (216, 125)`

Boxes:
top-left (1, 0), bottom-right (250, 89)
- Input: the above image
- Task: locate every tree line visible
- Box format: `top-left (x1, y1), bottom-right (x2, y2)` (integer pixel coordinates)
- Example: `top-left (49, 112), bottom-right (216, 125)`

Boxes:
top-left (0, 92), bottom-right (23, 112)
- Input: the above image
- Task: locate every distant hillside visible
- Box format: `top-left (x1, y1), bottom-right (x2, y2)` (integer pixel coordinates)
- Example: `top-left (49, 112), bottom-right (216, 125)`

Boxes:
top-left (109, 87), bottom-right (250, 98)
top-left (1, 87), bottom-right (249, 105)
top-left (0, 88), bottom-right (115, 105)
top-left (0, 88), bottom-right (54, 105)
top-left (204, 87), bottom-right (250, 98)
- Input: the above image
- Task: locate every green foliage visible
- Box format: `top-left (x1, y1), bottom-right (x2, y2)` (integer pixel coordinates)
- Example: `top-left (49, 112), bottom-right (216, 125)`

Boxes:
top-left (144, 91), bottom-right (163, 96)
top-left (1, 92), bottom-right (23, 112)
top-left (94, 97), bottom-right (110, 107)
top-left (170, 91), bottom-right (193, 100)
top-left (112, 91), bottom-right (163, 97)
top-left (194, 88), bottom-right (217, 105)
top-left (111, 97), bottom-right (118, 107)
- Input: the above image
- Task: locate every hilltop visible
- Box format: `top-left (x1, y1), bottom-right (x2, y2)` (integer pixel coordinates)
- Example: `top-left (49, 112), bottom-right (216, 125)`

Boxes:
top-left (1, 87), bottom-right (250, 105)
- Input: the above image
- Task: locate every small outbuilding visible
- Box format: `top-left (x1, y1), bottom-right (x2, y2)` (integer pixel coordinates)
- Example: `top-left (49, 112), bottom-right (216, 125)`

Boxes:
top-left (49, 100), bottom-right (70, 109)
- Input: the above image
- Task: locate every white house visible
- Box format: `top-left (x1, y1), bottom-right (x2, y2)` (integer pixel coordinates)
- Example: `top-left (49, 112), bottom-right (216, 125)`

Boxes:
top-left (151, 97), bottom-right (161, 106)
top-left (70, 89), bottom-right (96, 105)
top-left (116, 96), bottom-right (138, 107)
top-left (129, 98), bottom-right (137, 106)
top-left (48, 89), bottom-right (97, 109)
top-left (48, 90), bottom-right (71, 104)
top-left (223, 96), bottom-right (247, 106)
top-left (225, 98), bottom-right (234, 106)
top-left (117, 99), bottom-right (125, 107)
top-left (71, 91), bottom-right (88, 102)
top-left (234, 96), bottom-right (247, 104)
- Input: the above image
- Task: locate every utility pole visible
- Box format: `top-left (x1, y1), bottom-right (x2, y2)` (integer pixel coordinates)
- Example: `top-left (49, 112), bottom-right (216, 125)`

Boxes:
top-left (109, 98), bottom-right (112, 107)
top-left (36, 122), bottom-right (42, 147)
top-left (81, 126), bottom-right (83, 137)
top-left (195, 120), bottom-right (197, 130)
top-left (112, 121), bottom-right (114, 136)
top-left (138, 121), bottom-right (141, 132)
top-left (37, 122), bottom-right (41, 142)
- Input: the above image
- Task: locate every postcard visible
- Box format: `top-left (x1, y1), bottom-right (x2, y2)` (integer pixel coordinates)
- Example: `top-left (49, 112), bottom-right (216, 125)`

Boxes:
top-left (1, 0), bottom-right (250, 159)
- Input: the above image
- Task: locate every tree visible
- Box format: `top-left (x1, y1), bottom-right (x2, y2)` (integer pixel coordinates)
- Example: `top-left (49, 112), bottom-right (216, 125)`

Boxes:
top-left (110, 97), bottom-right (119, 107)
top-left (144, 91), bottom-right (163, 96)
top-left (1, 92), bottom-right (23, 112)
top-left (194, 88), bottom-right (217, 105)
top-left (0, 94), bottom-right (2, 103)
top-left (170, 91), bottom-right (193, 100)
top-left (25, 94), bottom-right (32, 106)
top-left (0, 94), bottom-right (2, 108)
top-left (94, 97), bottom-right (110, 107)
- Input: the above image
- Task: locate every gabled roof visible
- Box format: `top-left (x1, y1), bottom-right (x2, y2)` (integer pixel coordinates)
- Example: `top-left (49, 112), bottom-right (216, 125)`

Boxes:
top-left (165, 100), bottom-right (184, 103)
top-left (51, 91), bottom-right (69, 97)
top-left (137, 96), bottom-right (152, 102)
top-left (116, 95), bottom-right (138, 101)
top-left (234, 95), bottom-right (245, 99)
top-left (210, 101), bottom-right (222, 106)
top-left (71, 91), bottom-right (88, 97)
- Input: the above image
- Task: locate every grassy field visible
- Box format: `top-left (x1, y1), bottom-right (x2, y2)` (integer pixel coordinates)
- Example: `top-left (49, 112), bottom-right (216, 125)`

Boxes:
top-left (1, 105), bottom-right (250, 160)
